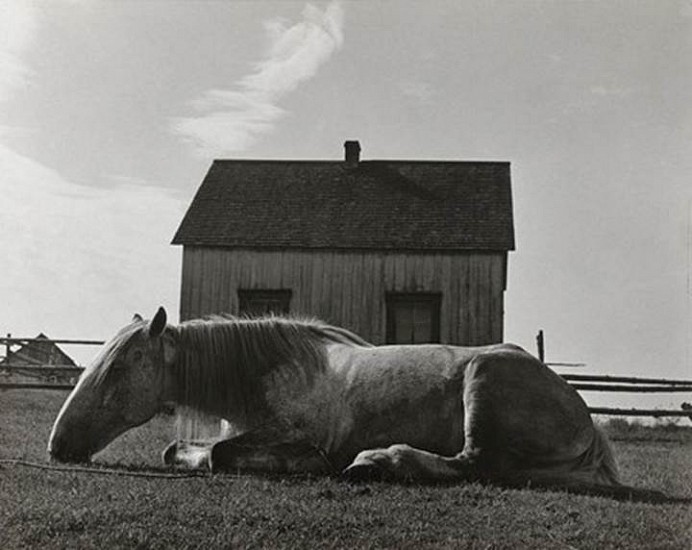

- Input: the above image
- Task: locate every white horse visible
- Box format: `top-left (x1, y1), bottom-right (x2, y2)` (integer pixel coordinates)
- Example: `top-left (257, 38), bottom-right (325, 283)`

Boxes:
top-left (48, 307), bottom-right (662, 499)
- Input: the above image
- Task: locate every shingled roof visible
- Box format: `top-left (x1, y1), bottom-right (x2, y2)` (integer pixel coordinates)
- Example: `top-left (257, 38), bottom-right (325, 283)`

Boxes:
top-left (172, 146), bottom-right (514, 251)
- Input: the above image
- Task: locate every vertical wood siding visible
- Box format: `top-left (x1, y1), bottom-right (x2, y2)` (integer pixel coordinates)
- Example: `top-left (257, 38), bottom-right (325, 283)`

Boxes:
top-left (180, 247), bottom-right (507, 346)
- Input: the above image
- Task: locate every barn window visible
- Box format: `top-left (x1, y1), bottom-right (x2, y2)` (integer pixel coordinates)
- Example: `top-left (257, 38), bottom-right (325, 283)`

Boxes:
top-left (238, 289), bottom-right (292, 317)
top-left (386, 293), bottom-right (441, 344)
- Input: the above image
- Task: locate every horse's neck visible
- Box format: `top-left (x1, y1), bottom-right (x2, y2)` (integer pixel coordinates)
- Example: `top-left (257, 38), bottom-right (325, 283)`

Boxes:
top-left (171, 321), bottom-right (265, 422)
top-left (170, 318), bottom-right (327, 422)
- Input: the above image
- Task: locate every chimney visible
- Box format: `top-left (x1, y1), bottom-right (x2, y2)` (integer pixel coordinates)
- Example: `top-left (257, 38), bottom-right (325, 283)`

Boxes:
top-left (344, 140), bottom-right (361, 166)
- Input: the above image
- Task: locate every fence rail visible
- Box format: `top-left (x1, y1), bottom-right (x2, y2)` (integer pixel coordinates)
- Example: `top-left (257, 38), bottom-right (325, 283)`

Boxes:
top-left (557, 371), bottom-right (692, 417)
top-left (1, 364), bottom-right (84, 375)
top-left (0, 337), bottom-right (104, 346)
top-left (588, 407), bottom-right (692, 418)
top-left (0, 382), bottom-right (75, 391)
top-left (0, 334), bottom-right (96, 392)
top-left (2, 378), bottom-right (689, 420)
top-left (570, 383), bottom-right (692, 393)
top-left (2, 333), bottom-right (691, 420)
top-left (534, 328), bottom-right (691, 419)
top-left (560, 374), bottom-right (692, 386)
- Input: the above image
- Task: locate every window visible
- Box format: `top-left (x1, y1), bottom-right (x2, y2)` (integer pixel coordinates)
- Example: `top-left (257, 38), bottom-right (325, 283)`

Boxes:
top-left (386, 293), bottom-right (441, 344)
top-left (238, 289), bottom-right (292, 317)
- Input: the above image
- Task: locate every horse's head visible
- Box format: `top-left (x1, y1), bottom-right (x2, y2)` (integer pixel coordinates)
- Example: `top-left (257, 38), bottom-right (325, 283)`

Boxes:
top-left (48, 307), bottom-right (177, 463)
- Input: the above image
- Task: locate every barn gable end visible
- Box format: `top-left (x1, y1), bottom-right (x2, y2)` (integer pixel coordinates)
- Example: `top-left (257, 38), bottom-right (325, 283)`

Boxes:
top-left (1, 334), bottom-right (76, 367)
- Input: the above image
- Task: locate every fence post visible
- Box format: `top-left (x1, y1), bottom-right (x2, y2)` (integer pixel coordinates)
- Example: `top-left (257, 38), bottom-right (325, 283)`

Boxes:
top-left (536, 330), bottom-right (545, 363)
top-left (5, 333), bottom-right (11, 362)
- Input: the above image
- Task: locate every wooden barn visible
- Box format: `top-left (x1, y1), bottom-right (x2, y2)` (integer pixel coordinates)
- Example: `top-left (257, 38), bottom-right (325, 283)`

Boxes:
top-left (0, 334), bottom-right (78, 384)
top-left (172, 141), bottom-right (515, 346)
top-left (1, 334), bottom-right (76, 367)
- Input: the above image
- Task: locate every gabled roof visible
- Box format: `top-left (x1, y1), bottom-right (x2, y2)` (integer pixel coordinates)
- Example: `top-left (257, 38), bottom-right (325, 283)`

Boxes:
top-left (1, 334), bottom-right (76, 367)
top-left (172, 156), bottom-right (514, 252)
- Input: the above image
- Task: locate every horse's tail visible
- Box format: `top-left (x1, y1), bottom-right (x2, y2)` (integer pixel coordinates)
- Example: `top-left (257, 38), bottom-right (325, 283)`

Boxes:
top-left (591, 424), bottom-right (620, 485)
top-left (503, 426), bottom-right (677, 503)
top-left (584, 425), bottom-right (683, 503)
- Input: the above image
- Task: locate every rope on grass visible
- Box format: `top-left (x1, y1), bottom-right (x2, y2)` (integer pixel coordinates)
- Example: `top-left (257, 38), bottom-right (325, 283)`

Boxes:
top-left (0, 458), bottom-right (212, 479)
top-left (0, 458), bottom-right (336, 482)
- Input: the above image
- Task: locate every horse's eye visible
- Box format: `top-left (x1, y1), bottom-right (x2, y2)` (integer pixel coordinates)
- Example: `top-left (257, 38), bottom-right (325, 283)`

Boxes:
top-left (102, 385), bottom-right (119, 406)
top-left (132, 350), bottom-right (144, 362)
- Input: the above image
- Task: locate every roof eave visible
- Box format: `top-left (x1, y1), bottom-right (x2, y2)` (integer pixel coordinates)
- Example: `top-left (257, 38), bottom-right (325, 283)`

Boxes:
top-left (172, 242), bottom-right (514, 253)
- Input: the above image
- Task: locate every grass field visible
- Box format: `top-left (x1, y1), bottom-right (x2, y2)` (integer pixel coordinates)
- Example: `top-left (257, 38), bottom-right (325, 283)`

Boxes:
top-left (1, 389), bottom-right (691, 549)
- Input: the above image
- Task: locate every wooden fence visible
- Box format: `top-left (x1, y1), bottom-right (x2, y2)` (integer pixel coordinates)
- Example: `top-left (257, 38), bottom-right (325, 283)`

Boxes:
top-left (1, 335), bottom-right (691, 420)
top-left (0, 335), bottom-right (101, 389)
top-left (537, 330), bottom-right (692, 419)
top-left (558, 373), bottom-right (692, 418)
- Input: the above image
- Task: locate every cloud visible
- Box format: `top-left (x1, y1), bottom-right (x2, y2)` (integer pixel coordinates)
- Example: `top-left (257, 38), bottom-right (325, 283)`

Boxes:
top-left (0, 0), bottom-right (183, 360)
top-left (590, 85), bottom-right (637, 97)
top-left (0, 0), bottom-right (95, 104)
top-left (0, 144), bottom-right (184, 359)
top-left (681, 0), bottom-right (692, 18)
top-left (399, 80), bottom-right (435, 104)
top-left (172, 1), bottom-right (344, 157)
top-left (0, 0), bottom-right (38, 101)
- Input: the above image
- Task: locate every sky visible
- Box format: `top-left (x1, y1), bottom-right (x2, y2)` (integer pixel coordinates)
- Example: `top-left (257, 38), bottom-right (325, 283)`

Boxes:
top-left (0, 0), bottom-right (690, 413)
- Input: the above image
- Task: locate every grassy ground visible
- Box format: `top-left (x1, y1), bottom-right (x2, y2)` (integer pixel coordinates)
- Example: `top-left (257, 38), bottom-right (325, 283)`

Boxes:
top-left (1, 389), bottom-right (690, 549)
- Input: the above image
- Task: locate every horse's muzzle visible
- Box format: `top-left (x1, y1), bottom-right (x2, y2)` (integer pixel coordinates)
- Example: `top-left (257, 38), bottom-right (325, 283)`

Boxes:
top-left (47, 440), bottom-right (92, 464)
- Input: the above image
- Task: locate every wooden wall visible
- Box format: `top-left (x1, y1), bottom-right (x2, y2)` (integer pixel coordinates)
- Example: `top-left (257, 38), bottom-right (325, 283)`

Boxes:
top-left (179, 247), bottom-right (508, 346)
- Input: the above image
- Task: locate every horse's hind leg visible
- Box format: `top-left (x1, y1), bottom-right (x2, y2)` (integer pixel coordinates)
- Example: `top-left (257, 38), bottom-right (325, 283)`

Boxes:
top-left (342, 355), bottom-right (523, 482)
top-left (209, 435), bottom-right (334, 475)
top-left (454, 349), bottom-right (608, 484)
top-left (450, 364), bottom-right (518, 480)
top-left (342, 355), bottom-right (522, 483)
top-left (342, 444), bottom-right (473, 482)
top-left (344, 348), bottom-right (600, 484)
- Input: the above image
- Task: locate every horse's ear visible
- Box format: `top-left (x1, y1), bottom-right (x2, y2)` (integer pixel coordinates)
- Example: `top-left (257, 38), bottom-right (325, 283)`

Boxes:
top-left (148, 307), bottom-right (167, 338)
top-left (132, 313), bottom-right (144, 323)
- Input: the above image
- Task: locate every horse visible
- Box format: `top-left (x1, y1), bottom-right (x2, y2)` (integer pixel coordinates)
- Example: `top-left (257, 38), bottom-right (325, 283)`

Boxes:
top-left (48, 307), bottom-right (664, 500)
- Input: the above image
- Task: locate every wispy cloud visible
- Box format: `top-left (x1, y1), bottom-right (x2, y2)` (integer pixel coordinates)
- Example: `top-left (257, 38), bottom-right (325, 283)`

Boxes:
top-left (0, 0), bottom-right (95, 106)
top-left (681, 0), bottom-right (692, 18)
top-left (172, 1), bottom-right (344, 157)
top-left (399, 79), bottom-right (435, 104)
top-left (0, 144), bottom-right (184, 354)
top-left (0, 0), bottom-right (38, 102)
top-left (590, 84), bottom-right (637, 98)
top-left (0, 0), bottom-right (183, 351)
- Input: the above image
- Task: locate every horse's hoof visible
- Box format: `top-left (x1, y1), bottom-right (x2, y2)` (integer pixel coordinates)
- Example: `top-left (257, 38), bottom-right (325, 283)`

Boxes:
top-left (161, 441), bottom-right (178, 465)
top-left (341, 462), bottom-right (388, 482)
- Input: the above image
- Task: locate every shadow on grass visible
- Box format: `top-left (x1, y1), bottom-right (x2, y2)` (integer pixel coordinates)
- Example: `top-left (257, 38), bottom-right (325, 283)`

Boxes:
top-left (338, 464), bottom-right (692, 505)
top-left (7, 455), bottom-right (688, 506)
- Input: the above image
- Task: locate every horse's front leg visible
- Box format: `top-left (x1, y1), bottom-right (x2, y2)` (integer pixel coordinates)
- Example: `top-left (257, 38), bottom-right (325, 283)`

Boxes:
top-left (162, 440), bottom-right (212, 469)
top-left (209, 436), bottom-right (334, 475)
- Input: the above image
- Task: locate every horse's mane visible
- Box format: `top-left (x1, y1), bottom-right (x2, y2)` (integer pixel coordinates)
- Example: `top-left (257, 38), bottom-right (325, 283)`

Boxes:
top-left (172, 315), bottom-right (370, 422)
